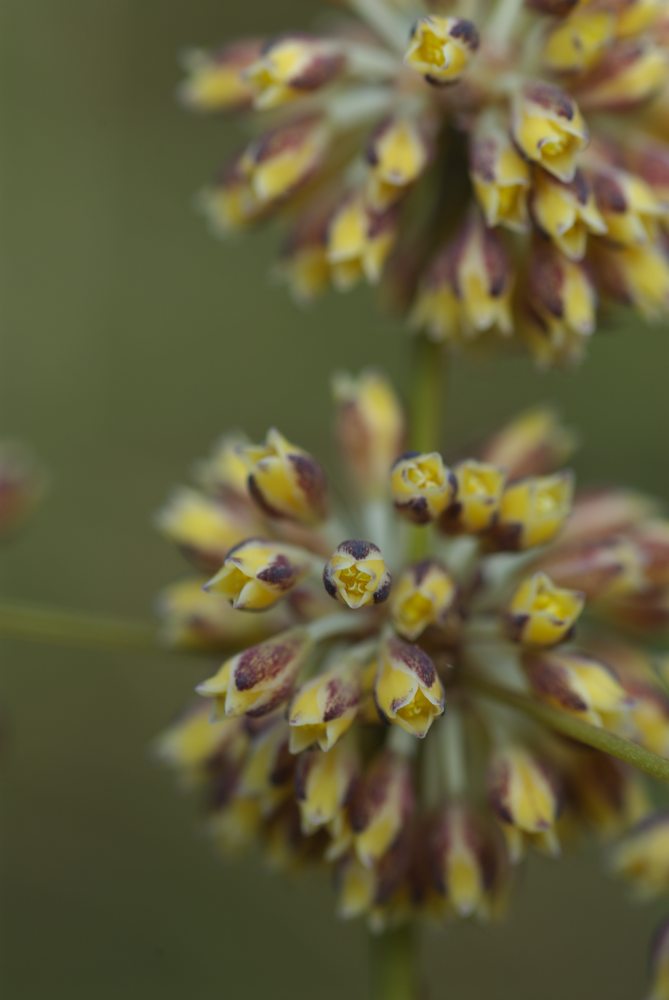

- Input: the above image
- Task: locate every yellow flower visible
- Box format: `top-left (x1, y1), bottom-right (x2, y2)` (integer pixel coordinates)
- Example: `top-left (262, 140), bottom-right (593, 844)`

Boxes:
top-left (495, 472), bottom-right (574, 550)
top-left (391, 451), bottom-right (456, 524)
top-left (480, 408), bottom-right (576, 480)
top-left (205, 538), bottom-right (313, 610)
top-left (443, 460), bottom-right (506, 534)
top-left (156, 578), bottom-right (285, 649)
top-left (374, 635), bottom-right (445, 738)
top-left (531, 169), bottom-right (606, 261)
top-left (295, 741), bottom-right (358, 833)
top-left (243, 428), bottom-right (328, 525)
top-left (288, 659), bottom-right (361, 752)
top-left (611, 814), bottom-right (669, 897)
top-left (350, 751), bottom-right (413, 867)
top-left (523, 650), bottom-right (629, 725)
top-left (178, 43), bottom-right (261, 112)
top-left (391, 560), bottom-right (456, 641)
top-left (323, 540), bottom-right (391, 609)
top-left (366, 118), bottom-right (433, 211)
top-left (431, 804), bottom-right (505, 918)
top-left (543, 9), bottom-right (615, 72)
top-left (469, 117), bottom-right (531, 232)
top-left (405, 16), bottom-right (479, 84)
top-left (508, 572), bottom-right (585, 646)
top-left (488, 746), bottom-right (560, 859)
top-left (326, 194), bottom-right (397, 290)
top-left (592, 167), bottom-right (666, 246)
top-left (513, 83), bottom-right (588, 183)
top-left (155, 487), bottom-right (256, 570)
top-left (245, 35), bottom-right (344, 110)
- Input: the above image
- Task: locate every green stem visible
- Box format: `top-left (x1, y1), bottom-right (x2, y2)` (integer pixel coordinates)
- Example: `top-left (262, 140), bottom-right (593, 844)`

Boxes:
top-left (370, 925), bottom-right (419, 1000)
top-left (0, 601), bottom-right (159, 654)
top-left (409, 337), bottom-right (446, 561)
top-left (469, 675), bottom-right (669, 784)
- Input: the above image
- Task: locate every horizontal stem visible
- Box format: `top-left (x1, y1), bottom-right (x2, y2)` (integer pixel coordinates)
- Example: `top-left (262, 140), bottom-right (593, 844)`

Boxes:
top-left (468, 675), bottom-right (669, 784)
top-left (0, 601), bottom-right (159, 654)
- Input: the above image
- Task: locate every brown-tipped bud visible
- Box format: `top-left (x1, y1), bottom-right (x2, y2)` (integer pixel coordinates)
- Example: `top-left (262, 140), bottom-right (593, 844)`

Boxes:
top-left (238, 720), bottom-right (295, 808)
top-left (611, 813), bottom-right (669, 898)
top-left (178, 41), bottom-right (262, 112)
top-left (374, 634), bottom-right (445, 738)
top-left (591, 240), bottom-right (669, 319)
top-left (391, 451), bottom-right (456, 524)
top-left (559, 488), bottom-right (656, 548)
top-left (539, 536), bottom-right (645, 599)
top-left (195, 433), bottom-right (252, 501)
top-left (512, 82), bottom-right (588, 183)
top-left (0, 443), bottom-right (45, 539)
top-left (391, 560), bottom-right (457, 641)
top-left (196, 627), bottom-right (313, 718)
top-left (243, 428), bottom-right (328, 525)
top-left (430, 804), bottom-right (504, 918)
top-left (405, 16), bottom-right (479, 85)
top-left (365, 117), bottom-right (434, 211)
top-left (239, 117), bottom-right (329, 207)
top-left (523, 242), bottom-right (596, 367)
top-left (333, 370), bottom-right (405, 498)
top-left (326, 193), bottom-right (399, 290)
top-left (530, 170), bottom-right (606, 262)
top-left (488, 746), bottom-right (561, 855)
top-left (575, 40), bottom-right (667, 112)
top-left (480, 409), bottom-right (575, 480)
top-left (565, 750), bottom-right (649, 836)
top-left (155, 701), bottom-right (246, 775)
top-left (469, 116), bottom-right (531, 232)
top-left (629, 520), bottom-right (669, 586)
top-left (295, 740), bottom-right (358, 834)
top-left (278, 209), bottom-right (331, 304)
top-left (323, 540), bottom-right (391, 609)
top-left (592, 167), bottom-right (665, 246)
top-left (507, 572), bottom-right (585, 647)
top-left (245, 34), bottom-right (345, 110)
top-left (205, 538), bottom-right (313, 611)
top-left (349, 751), bottom-right (414, 867)
top-left (494, 472), bottom-right (574, 550)
top-left (628, 140), bottom-right (669, 203)
top-left (288, 659), bottom-right (361, 753)
top-left (155, 488), bottom-right (258, 572)
top-left (440, 460), bottom-right (506, 535)
top-left (523, 650), bottom-right (629, 725)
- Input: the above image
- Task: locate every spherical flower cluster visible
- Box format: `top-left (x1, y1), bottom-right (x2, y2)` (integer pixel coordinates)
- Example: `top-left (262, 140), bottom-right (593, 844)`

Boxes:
top-left (181, 0), bottom-right (669, 365)
top-left (157, 372), bottom-right (669, 927)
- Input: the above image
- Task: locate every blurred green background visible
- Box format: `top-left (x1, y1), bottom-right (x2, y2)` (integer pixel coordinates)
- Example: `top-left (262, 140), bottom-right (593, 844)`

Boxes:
top-left (1, 1), bottom-right (667, 997)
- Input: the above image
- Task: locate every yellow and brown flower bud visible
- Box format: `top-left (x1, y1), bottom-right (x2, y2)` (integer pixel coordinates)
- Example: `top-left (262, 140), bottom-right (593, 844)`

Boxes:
top-left (295, 740), bottom-right (358, 833)
top-left (195, 433), bottom-right (251, 500)
top-left (441, 460), bottom-right (506, 535)
top-left (155, 488), bottom-right (255, 571)
top-left (245, 34), bottom-right (345, 110)
top-left (622, 675), bottom-right (669, 756)
top-left (430, 804), bottom-right (503, 918)
top-left (543, 8), bottom-right (615, 73)
top-left (488, 746), bottom-right (561, 854)
top-left (0, 443), bottom-right (45, 539)
top-left (238, 720), bottom-right (294, 809)
top-left (288, 660), bottom-right (361, 753)
top-left (531, 169), bottom-right (606, 261)
top-left (405, 16), bottom-right (479, 85)
top-left (560, 488), bottom-right (656, 548)
top-left (243, 428), bottom-right (328, 525)
top-left (592, 167), bottom-right (666, 246)
top-left (323, 540), bottom-right (391, 609)
top-left (565, 750), bottom-right (649, 836)
top-left (523, 243), bottom-right (596, 365)
top-left (333, 370), bottom-right (405, 498)
top-left (539, 536), bottom-right (645, 599)
top-left (512, 82), bottom-right (588, 182)
top-left (349, 751), bottom-right (414, 866)
top-left (374, 634), bottom-right (445, 738)
top-left (648, 918), bottom-right (669, 1000)
top-left (480, 408), bottom-right (575, 480)
top-left (326, 194), bottom-right (398, 290)
top-left (576, 40), bottom-right (667, 112)
top-left (179, 42), bottom-right (262, 112)
top-left (391, 560), bottom-right (457, 641)
top-left (200, 155), bottom-right (266, 235)
top-left (469, 118), bottom-right (531, 232)
top-left (205, 538), bottom-right (313, 611)
top-left (196, 627), bottom-right (313, 718)
top-left (611, 813), bottom-right (669, 897)
top-left (155, 701), bottom-right (246, 774)
top-left (628, 520), bottom-right (669, 586)
top-left (239, 116), bottom-right (329, 207)
top-left (278, 210), bottom-right (331, 304)
top-left (628, 139), bottom-right (669, 204)
top-left (391, 451), bottom-right (456, 524)
top-left (365, 117), bottom-right (434, 211)
top-left (523, 650), bottom-right (629, 726)
top-left (507, 572), bottom-right (585, 646)
top-left (494, 472), bottom-right (574, 550)
top-left (592, 240), bottom-right (669, 318)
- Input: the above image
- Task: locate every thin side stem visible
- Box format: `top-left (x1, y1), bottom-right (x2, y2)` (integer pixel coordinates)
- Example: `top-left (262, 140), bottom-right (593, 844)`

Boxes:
top-left (0, 601), bottom-right (159, 654)
top-left (409, 337), bottom-right (446, 561)
top-left (348, 0), bottom-right (411, 54)
top-left (370, 925), bottom-right (419, 1000)
top-left (468, 675), bottom-right (669, 784)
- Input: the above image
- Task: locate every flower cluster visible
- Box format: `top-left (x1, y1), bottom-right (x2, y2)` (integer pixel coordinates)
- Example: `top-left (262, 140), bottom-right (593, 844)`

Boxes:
top-left (157, 372), bottom-right (669, 927)
top-left (181, 0), bottom-right (669, 365)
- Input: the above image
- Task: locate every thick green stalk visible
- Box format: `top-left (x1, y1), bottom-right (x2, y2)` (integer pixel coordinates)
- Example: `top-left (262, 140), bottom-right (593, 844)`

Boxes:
top-left (409, 337), bottom-right (444, 456)
top-left (469, 675), bottom-right (669, 784)
top-left (0, 601), bottom-right (159, 654)
top-left (370, 926), bottom-right (419, 1000)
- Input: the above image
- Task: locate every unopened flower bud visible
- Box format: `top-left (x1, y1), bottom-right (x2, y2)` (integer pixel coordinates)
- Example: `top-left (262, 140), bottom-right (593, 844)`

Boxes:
top-left (469, 117), bottom-right (531, 232)
top-left (560, 488), bottom-right (656, 548)
top-left (288, 659), bottom-right (361, 753)
top-left (238, 720), bottom-right (294, 806)
top-left (323, 540), bottom-right (391, 609)
top-left (179, 42), bottom-right (262, 112)
top-left (295, 740), bottom-right (358, 833)
top-left (196, 627), bottom-right (313, 718)
top-left (611, 813), bottom-right (669, 897)
top-left (512, 82), bottom-right (588, 183)
top-left (391, 560), bottom-right (457, 641)
top-left (507, 572), bottom-right (585, 646)
top-left (523, 243), bottom-right (596, 365)
top-left (523, 650), bottom-right (629, 725)
top-left (391, 451), bottom-right (456, 524)
top-left (531, 170), bottom-right (606, 261)
top-left (405, 16), bottom-right (479, 84)
top-left (480, 408), bottom-right (575, 480)
top-left (566, 750), bottom-right (649, 835)
top-left (539, 536), bottom-right (645, 599)
top-left (374, 634), bottom-right (445, 738)
top-left (327, 194), bottom-right (398, 289)
top-left (350, 751), bottom-right (414, 866)
top-left (431, 804), bottom-right (502, 918)
top-left (441, 460), bottom-right (506, 534)
top-left (239, 117), bottom-right (329, 206)
top-left (488, 746), bottom-right (560, 844)
top-left (577, 40), bottom-right (667, 112)
top-left (155, 701), bottom-right (245, 773)
top-left (195, 433), bottom-right (251, 500)
top-left (592, 241), bottom-right (669, 319)
top-left (0, 444), bottom-right (45, 539)
top-left (155, 488), bottom-right (255, 571)
top-left (333, 370), bottom-right (405, 497)
top-left (245, 34), bottom-right (345, 110)
top-left (278, 210), bottom-right (331, 304)
top-left (243, 428), bottom-right (328, 525)
top-left (494, 472), bottom-right (574, 550)
top-left (592, 168), bottom-right (665, 246)
top-left (648, 918), bottom-right (669, 1000)
top-left (543, 8), bottom-right (614, 73)
top-left (365, 117), bottom-right (433, 211)
top-left (205, 538), bottom-right (313, 610)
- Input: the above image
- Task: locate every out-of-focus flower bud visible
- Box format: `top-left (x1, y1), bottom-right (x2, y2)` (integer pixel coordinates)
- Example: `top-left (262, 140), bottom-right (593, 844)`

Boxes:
top-left (543, 8), bottom-right (614, 73)
top-left (350, 750), bottom-right (414, 866)
top-left (648, 918), bottom-right (669, 1000)
top-left (196, 627), bottom-right (313, 718)
top-left (333, 370), bottom-right (405, 498)
top-left (469, 116), bottom-right (531, 232)
top-left (576, 40), bottom-right (667, 111)
top-left (441, 460), bottom-right (506, 535)
top-left (523, 243), bottom-right (596, 366)
top-left (480, 408), bottom-right (575, 480)
top-left (278, 210), bottom-right (331, 304)
top-left (539, 537), bottom-right (645, 599)
top-left (629, 520), bottom-right (669, 586)
top-left (430, 804), bottom-right (503, 918)
top-left (205, 538), bottom-right (313, 611)
top-left (195, 433), bottom-right (251, 500)
top-left (365, 117), bottom-right (434, 211)
top-left (295, 740), bottom-right (358, 833)
top-left (155, 701), bottom-right (245, 774)
top-left (288, 659), bottom-right (361, 753)
top-left (523, 650), bottom-right (629, 726)
top-left (178, 42), bottom-right (262, 112)
top-left (326, 194), bottom-right (398, 289)
top-left (592, 240), bottom-right (669, 318)
top-left (592, 168), bottom-right (666, 246)
top-left (565, 750), bottom-right (649, 836)
top-left (243, 428), bottom-right (328, 525)
top-left (531, 169), bottom-right (606, 261)
top-left (239, 117), bottom-right (329, 206)
top-left (391, 451), bottom-right (456, 524)
top-left (238, 720), bottom-right (294, 809)
top-left (412, 217), bottom-right (513, 342)
top-left (628, 140), bottom-right (669, 203)
top-left (323, 540), bottom-right (391, 609)
top-left (494, 472), bottom-right (574, 550)
top-left (405, 16), bottom-right (479, 84)
top-left (199, 156), bottom-right (266, 236)
top-left (374, 634), bottom-right (445, 738)
top-left (488, 746), bottom-right (561, 859)
top-left (611, 813), bottom-right (669, 897)
top-left (560, 488), bottom-right (656, 548)
top-left (391, 560), bottom-right (457, 641)
top-left (620, 673), bottom-right (669, 757)
top-left (512, 82), bottom-right (588, 183)
top-left (336, 854), bottom-right (377, 919)
top-left (155, 488), bottom-right (255, 572)
top-left (246, 34), bottom-right (345, 110)
top-left (0, 443), bottom-right (45, 539)
top-left (156, 578), bottom-right (285, 650)
top-left (507, 572), bottom-right (585, 646)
